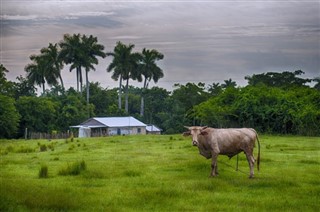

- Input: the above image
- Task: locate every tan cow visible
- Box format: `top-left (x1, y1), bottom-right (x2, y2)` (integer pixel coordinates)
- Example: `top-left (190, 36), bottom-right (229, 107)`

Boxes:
top-left (183, 126), bottom-right (260, 178)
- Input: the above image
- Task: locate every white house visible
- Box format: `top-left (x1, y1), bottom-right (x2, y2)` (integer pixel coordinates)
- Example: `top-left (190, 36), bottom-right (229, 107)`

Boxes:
top-left (71, 116), bottom-right (147, 137)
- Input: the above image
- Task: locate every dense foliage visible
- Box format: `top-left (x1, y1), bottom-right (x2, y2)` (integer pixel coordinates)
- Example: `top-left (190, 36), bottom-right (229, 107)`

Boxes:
top-left (193, 86), bottom-right (320, 135)
top-left (0, 34), bottom-right (319, 138)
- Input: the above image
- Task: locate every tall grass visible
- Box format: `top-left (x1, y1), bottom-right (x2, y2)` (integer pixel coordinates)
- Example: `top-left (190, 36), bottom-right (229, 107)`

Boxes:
top-left (0, 135), bottom-right (319, 211)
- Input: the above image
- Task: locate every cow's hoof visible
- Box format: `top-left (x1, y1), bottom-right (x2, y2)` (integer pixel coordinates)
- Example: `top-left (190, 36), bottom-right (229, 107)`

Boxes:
top-left (249, 175), bottom-right (254, 179)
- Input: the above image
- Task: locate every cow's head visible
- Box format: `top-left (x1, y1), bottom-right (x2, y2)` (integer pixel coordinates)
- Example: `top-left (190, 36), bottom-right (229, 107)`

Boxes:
top-left (183, 126), bottom-right (208, 146)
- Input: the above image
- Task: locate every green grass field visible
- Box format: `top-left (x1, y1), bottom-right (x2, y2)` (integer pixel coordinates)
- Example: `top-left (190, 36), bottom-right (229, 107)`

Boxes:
top-left (1, 134), bottom-right (319, 211)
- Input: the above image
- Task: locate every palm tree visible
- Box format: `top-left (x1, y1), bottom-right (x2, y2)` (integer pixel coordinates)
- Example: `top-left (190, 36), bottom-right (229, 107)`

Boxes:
top-left (40, 43), bottom-right (64, 89)
top-left (81, 34), bottom-right (106, 107)
top-left (107, 42), bottom-right (140, 113)
top-left (25, 55), bottom-right (56, 94)
top-left (139, 48), bottom-right (164, 116)
top-left (0, 64), bottom-right (9, 80)
top-left (59, 34), bottom-right (83, 92)
top-left (222, 78), bottom-right (237, 89)
top-left (59, 34), bottom-right (105, 111)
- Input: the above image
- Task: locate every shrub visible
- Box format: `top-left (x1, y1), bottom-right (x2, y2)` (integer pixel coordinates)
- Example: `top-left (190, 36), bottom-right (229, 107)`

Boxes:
top-left (58, 160), bottom-right (86, 176)
top-left (39, 164), bottom-right (48, 178)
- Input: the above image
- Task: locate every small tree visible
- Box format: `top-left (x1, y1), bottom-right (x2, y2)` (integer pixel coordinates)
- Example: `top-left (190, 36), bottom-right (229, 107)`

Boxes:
top-left (0, 95), bottom-right (20, 138)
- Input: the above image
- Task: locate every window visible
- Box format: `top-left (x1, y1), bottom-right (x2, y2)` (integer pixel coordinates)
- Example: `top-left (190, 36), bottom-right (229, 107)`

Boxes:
top-left (137, 128), bottom-right (141, 134)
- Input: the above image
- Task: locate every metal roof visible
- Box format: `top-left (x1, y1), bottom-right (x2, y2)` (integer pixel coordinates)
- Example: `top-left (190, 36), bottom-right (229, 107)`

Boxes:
top-left (146, 125), bottom-right (162, 132)
top-left (70, 125), bottom-right (105, 128)
top-left (79, 116), bottom-right (147, 128)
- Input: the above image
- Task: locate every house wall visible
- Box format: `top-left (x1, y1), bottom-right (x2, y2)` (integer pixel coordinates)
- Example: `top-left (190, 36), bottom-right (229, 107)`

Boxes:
top-left (90, 128), bottom-right (108, 137)
top-left (75, 127), bottom-right (146, 137)
top-left (108, 127), bottom-right (146, 136)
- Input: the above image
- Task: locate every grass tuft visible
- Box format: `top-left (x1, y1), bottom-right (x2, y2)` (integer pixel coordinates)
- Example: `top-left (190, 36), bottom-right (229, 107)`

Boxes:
top-left (16, 146), bottom-right (35, 153)
top-left (39, 144), bottom-right (47, 152)
top-left (299, 160), bottom-right (320, 165)
top-left (123, 170), bottom-right (142, 177)
top-left (38, 164), bottom-right (48, 178)
top-left (58, 160), bottom-right (86, 176)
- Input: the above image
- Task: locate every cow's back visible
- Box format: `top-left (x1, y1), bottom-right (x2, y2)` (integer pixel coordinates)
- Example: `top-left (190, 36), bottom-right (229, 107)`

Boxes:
top-left (207, 128), bottom-right (256, 157)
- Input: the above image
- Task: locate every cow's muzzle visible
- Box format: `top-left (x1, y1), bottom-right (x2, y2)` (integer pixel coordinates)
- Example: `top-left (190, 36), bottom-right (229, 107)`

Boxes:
top-left (192, 140), bottom-right (198, 146)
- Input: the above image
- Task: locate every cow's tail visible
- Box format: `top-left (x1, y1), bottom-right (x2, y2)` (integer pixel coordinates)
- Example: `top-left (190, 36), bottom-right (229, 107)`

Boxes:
top-left (256, 133), bottom-right (261, 171)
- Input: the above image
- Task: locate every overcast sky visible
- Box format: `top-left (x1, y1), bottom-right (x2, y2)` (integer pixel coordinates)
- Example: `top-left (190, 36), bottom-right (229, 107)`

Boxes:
top-left (1, 0), bottom-right (319, 91)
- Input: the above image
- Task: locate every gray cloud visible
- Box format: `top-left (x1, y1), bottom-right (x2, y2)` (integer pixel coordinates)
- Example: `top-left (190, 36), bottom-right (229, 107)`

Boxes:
top-left (1, 1), bottom-right (319, 91)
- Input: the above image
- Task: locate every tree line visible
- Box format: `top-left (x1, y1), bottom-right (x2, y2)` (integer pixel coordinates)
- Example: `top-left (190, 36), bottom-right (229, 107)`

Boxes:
top-left (0, 33), bottom-right (319, 138)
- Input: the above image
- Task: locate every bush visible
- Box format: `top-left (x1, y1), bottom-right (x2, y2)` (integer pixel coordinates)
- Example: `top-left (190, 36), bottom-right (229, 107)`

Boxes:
top-left (39, 164), bottom-right (48, 178)
top-left (58, 160), bottom-right (86, 176)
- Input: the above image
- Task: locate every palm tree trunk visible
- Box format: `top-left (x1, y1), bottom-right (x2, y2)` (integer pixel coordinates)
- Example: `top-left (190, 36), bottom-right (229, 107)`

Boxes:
top-left (86, 69), bottom-right (90, 118)
top-left (118, 75), bottom-right (122, 110)
top-left (76, 68), bottom-right (79, 92)
top-left (79, 67), bottom-right (83, 93)
top-left (59, 74), bottom-right (64, 90)
top-left (125, 78), bottom-right (129, 113)
top-left (42, 82), bottom-right (45, 95)
top-left (140, 96), bottom-right (144, 116)
top-left (140, 78), bottom-right (148, 116)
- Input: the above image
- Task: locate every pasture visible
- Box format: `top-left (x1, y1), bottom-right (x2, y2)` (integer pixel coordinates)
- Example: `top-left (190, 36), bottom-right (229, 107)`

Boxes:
top-left (0, 134), bottom-right (319, 211)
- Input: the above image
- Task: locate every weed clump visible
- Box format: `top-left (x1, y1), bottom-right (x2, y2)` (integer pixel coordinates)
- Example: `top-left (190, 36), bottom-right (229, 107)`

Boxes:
top-left (39, 164), bottom-right (48, 178)
top-left (58, 160), bottom-right (86, 176)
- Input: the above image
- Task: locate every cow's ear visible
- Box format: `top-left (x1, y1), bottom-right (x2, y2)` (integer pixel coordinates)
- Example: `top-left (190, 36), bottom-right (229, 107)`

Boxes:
top-left (200, 130), bottom-right (208, 136)
top-left (182, 131), bottom-right (191, 136)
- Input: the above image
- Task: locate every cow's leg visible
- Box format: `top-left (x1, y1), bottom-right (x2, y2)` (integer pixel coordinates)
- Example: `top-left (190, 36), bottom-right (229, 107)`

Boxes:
top-left (245, 150), bottom-right (255, 178)
top-left (215, 163), bottom-right (219, 175)
top-left (210, 154), bottom-right (218, 177)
